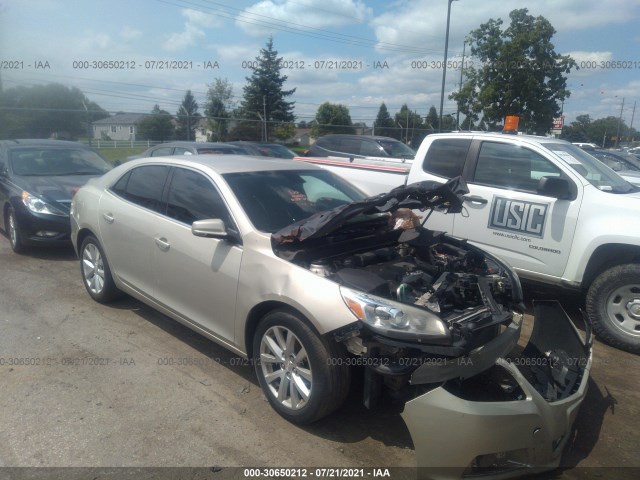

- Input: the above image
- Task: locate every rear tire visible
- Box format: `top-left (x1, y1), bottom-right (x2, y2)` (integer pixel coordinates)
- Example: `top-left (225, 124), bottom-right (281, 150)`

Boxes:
top-left (253, 309), bottom-right (350, 424)
top-left (80, 235), bottom-right (121, 303)
top-left (6, 207), bottom-right (27, 254)
top-left (586, 264), bottom-right (640, 353)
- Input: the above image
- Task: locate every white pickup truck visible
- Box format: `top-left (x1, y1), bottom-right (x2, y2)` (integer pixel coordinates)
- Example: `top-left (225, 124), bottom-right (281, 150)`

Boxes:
top-left (297, 132), bottom-right (640, 353)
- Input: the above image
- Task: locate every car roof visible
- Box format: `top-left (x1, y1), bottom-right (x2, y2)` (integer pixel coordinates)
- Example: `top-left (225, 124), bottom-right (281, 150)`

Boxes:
top-left (1, 139), bottom-right (92, 148)
top-left (428, 132), bottom-right (570, 146)
top-left (127, 154), bottom-right (317, 175)
top-left (317, 134), bottom-right (402, 141)
top-left (151, 141), bottom-right (236, 148)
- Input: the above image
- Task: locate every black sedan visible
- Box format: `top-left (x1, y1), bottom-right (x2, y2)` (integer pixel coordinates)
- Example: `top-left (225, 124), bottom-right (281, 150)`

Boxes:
top-left (0, 139), bottom-right (112, 253)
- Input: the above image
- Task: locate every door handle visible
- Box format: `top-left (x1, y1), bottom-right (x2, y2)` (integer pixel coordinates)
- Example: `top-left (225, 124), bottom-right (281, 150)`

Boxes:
top-left (154, 236), bottom-right (170, 251)
top-left (102, 212), bottom-right (114, 223)
top-left (463, 195), bottom-right (488, 205)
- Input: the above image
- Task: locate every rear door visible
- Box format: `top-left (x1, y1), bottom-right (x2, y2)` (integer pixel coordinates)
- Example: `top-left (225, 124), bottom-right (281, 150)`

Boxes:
top-left (452, 139), bottom-right (581, 278)
top-left (98, 165), bottom-right (170, 295)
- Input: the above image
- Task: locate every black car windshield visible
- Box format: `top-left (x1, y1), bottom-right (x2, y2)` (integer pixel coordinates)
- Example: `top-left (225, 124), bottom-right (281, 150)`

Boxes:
top-left (10, 148), bottom-right (112, 176)
top-left (224, 170), bottom-right (366, 232)
top-left (378, 140), bottom-right (416, 159)
top-left (542, 143), bottom-right (636, 193)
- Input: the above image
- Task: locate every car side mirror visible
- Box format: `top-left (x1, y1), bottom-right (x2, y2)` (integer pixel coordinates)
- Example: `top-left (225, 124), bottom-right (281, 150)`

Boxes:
top-left (191, 218), bottom-right (242, 244)
top-left (192, 218), bottom-right (229, 239)
top-left (537, 176), bottom-right (573, 200)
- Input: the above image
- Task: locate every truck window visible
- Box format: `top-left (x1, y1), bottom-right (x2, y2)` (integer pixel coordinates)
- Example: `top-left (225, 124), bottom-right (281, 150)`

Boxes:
top-left (421, 138), bottom-right (470, 178)
top-left (473, 142), bottom-right (561, 193)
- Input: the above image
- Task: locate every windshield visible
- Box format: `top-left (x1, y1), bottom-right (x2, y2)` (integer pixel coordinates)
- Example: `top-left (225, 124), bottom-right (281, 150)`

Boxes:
top-left (10, 147), bottom-right (112, 176)
top-left (378, 139), bottom-right (416, 159)
top-left (542, 143), bottom-right (635, 193)
top-left (223, 169), bottom-right (365, 232)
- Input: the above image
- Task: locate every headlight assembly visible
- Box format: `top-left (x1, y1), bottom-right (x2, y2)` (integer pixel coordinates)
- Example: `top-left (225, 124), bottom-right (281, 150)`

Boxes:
top-left (21, 191), bottom-right (66, 216)
top-left (340, 287), bottom-right (452, 343)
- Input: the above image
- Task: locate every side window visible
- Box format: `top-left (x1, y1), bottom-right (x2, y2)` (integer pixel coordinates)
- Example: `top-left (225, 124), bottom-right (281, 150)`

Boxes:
top-left (111, 165), bottom-right (169, 213)
top-left (150, 147), bottom-right (174, 157)
top-left (166, 168), bottom-right (231, 225)
top-left (473, 142), bottom-right (562, 193)
top-left (172, 147), bottom-right (191, 155)
top-left (360, 140), bottom-right (384, 157)
top-left (422, 138), bottom-right (470, 178)
top-left (337, 137), bottom-right (360, 155)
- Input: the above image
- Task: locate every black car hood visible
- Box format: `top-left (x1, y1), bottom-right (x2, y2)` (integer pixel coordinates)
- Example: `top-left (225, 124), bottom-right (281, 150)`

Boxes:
top-left (14, 174), bottom-right (99, 212)
top-left (273, 177), bottom-right (469, 244)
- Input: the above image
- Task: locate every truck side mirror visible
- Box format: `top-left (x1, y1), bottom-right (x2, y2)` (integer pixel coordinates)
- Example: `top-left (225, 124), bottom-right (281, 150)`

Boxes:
top-left (537, 176), bottom-right (574, 200)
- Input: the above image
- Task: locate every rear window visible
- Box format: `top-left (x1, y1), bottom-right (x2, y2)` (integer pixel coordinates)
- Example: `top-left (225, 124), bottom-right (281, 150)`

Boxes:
top-left (111, 165), bottom-right (169, 213)
top-left (422, 139), bottom-right (470, 178)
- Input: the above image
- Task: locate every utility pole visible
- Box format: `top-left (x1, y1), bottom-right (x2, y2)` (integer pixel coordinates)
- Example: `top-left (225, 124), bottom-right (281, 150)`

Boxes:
top-left (629, 101), bottom-right (636, 140)
top-left (82, 101), bottom-right (92, 147)
top-left (615, 97), bottom-right (625, 148)
top-left (456, 40), bottom-right (466, 130)
top-left (439, 0), bottom-right (458, 132)
top-left (263, 95), bottom-right (267, 142)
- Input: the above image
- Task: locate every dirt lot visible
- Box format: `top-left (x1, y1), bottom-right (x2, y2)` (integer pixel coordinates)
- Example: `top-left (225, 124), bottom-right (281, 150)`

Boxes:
top-left (0, 236), bottom-right (638, 480)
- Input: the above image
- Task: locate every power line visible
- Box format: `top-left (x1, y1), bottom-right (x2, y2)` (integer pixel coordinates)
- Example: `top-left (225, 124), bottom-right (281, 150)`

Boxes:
top-left (157, 0), bottom-right (441, 55)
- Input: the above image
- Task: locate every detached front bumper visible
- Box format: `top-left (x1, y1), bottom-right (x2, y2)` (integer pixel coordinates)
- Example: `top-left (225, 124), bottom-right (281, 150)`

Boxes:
top-left (401, 301), bottom-right (593, 480)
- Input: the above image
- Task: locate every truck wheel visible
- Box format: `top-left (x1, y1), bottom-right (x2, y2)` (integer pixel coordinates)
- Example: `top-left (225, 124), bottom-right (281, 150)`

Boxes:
top-left (586, 264), bottom-right (640, 353)
top-left (253, 309), bottom-right (350, 424)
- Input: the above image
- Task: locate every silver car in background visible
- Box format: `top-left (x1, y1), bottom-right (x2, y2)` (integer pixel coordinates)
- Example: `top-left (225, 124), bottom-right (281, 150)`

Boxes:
top-left (70, 155), bottom-right (591, 478)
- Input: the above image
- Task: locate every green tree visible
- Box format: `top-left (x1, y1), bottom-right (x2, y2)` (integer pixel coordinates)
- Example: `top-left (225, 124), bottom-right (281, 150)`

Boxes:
top-left (175, 90), bottom-right (201, 141)
top-left (0, 83), bottom-right (108, 139)
top-left (235, 37), bottom-right (296, 141)
top-left (394, 104), bottom-right (426, 146)
top-left (560, 114), bottom-right (591, 143)
top-left (310, 102), bottom-right (355, 137)
top-left (374, 103), bottom-right (398, 138)
top-left (138, 105), bottom-right (174, 142)
top-left (425, 106), bottom-right (439, 131)
top-left (451, 9), bottom-right (575, 134)
top-left (204, 78), bottom-right (234, 141)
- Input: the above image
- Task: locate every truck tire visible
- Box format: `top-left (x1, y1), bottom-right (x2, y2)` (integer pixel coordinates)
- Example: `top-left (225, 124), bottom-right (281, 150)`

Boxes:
top-left (586, 264), bottom-right (640, 353)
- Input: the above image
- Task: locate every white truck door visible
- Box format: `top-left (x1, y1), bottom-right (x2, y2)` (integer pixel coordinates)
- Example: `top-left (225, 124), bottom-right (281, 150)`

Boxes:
top-left (452, 140), bottom-right (581, 278)
top-left (411, 137), bottom-right (472, 233)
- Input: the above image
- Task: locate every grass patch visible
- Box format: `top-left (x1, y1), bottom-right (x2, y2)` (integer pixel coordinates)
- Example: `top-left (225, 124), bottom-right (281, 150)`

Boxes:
top-left (96, 147), bottom-right (146, 164)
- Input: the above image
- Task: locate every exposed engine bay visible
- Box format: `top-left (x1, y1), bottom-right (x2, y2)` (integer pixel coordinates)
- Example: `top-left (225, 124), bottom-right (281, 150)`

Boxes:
top-left (271, 178), bottom-right (589, 409)
top-left (309, 240), bottom-right (513, 323)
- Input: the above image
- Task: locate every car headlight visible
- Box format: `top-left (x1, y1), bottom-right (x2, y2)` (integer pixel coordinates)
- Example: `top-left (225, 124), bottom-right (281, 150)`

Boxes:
top-left (340, 287), bottom-right (451, 343)
top-left (21, 191), bottom-right (66, 216)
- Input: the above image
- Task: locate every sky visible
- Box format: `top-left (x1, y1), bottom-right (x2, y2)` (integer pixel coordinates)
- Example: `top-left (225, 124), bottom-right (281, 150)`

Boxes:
top-left (1, 0), bottom-right (640, 128)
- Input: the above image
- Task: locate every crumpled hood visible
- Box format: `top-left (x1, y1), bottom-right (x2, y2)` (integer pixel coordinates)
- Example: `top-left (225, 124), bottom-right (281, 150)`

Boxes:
top-left (273, 177), bottom-right (469, 244)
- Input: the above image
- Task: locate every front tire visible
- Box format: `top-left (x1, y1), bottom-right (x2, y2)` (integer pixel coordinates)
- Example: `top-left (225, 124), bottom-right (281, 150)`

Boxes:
top-left (6, 207), bottom-right (27, 254)
top-left (253, 309), bottom-right (350, 424)
top-left (80, 235), bottom-right (121, 303)
top-left (586, 264), bottom-right (640, 353)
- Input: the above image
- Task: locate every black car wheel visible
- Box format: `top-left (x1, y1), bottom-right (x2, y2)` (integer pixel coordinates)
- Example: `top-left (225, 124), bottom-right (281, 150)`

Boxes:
top-left (80, 235), bottom-right (121, 303)
top-left (6, 207), bottom-right (27, 254)
top-left (586, 264), bottom-right (640, 353)
top-left (253, 309), bottom-right (350, 424)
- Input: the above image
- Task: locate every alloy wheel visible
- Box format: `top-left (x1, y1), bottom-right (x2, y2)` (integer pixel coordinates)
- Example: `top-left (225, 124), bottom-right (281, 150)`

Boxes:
top-left (82, 243), bottom-right (105, 295)
top-left (259, 326), bottom-right (313, 410)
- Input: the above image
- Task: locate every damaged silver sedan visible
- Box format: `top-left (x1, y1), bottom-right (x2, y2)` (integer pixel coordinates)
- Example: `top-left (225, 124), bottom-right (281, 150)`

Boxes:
top-left (70, 156), bottom-right (592, 478)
